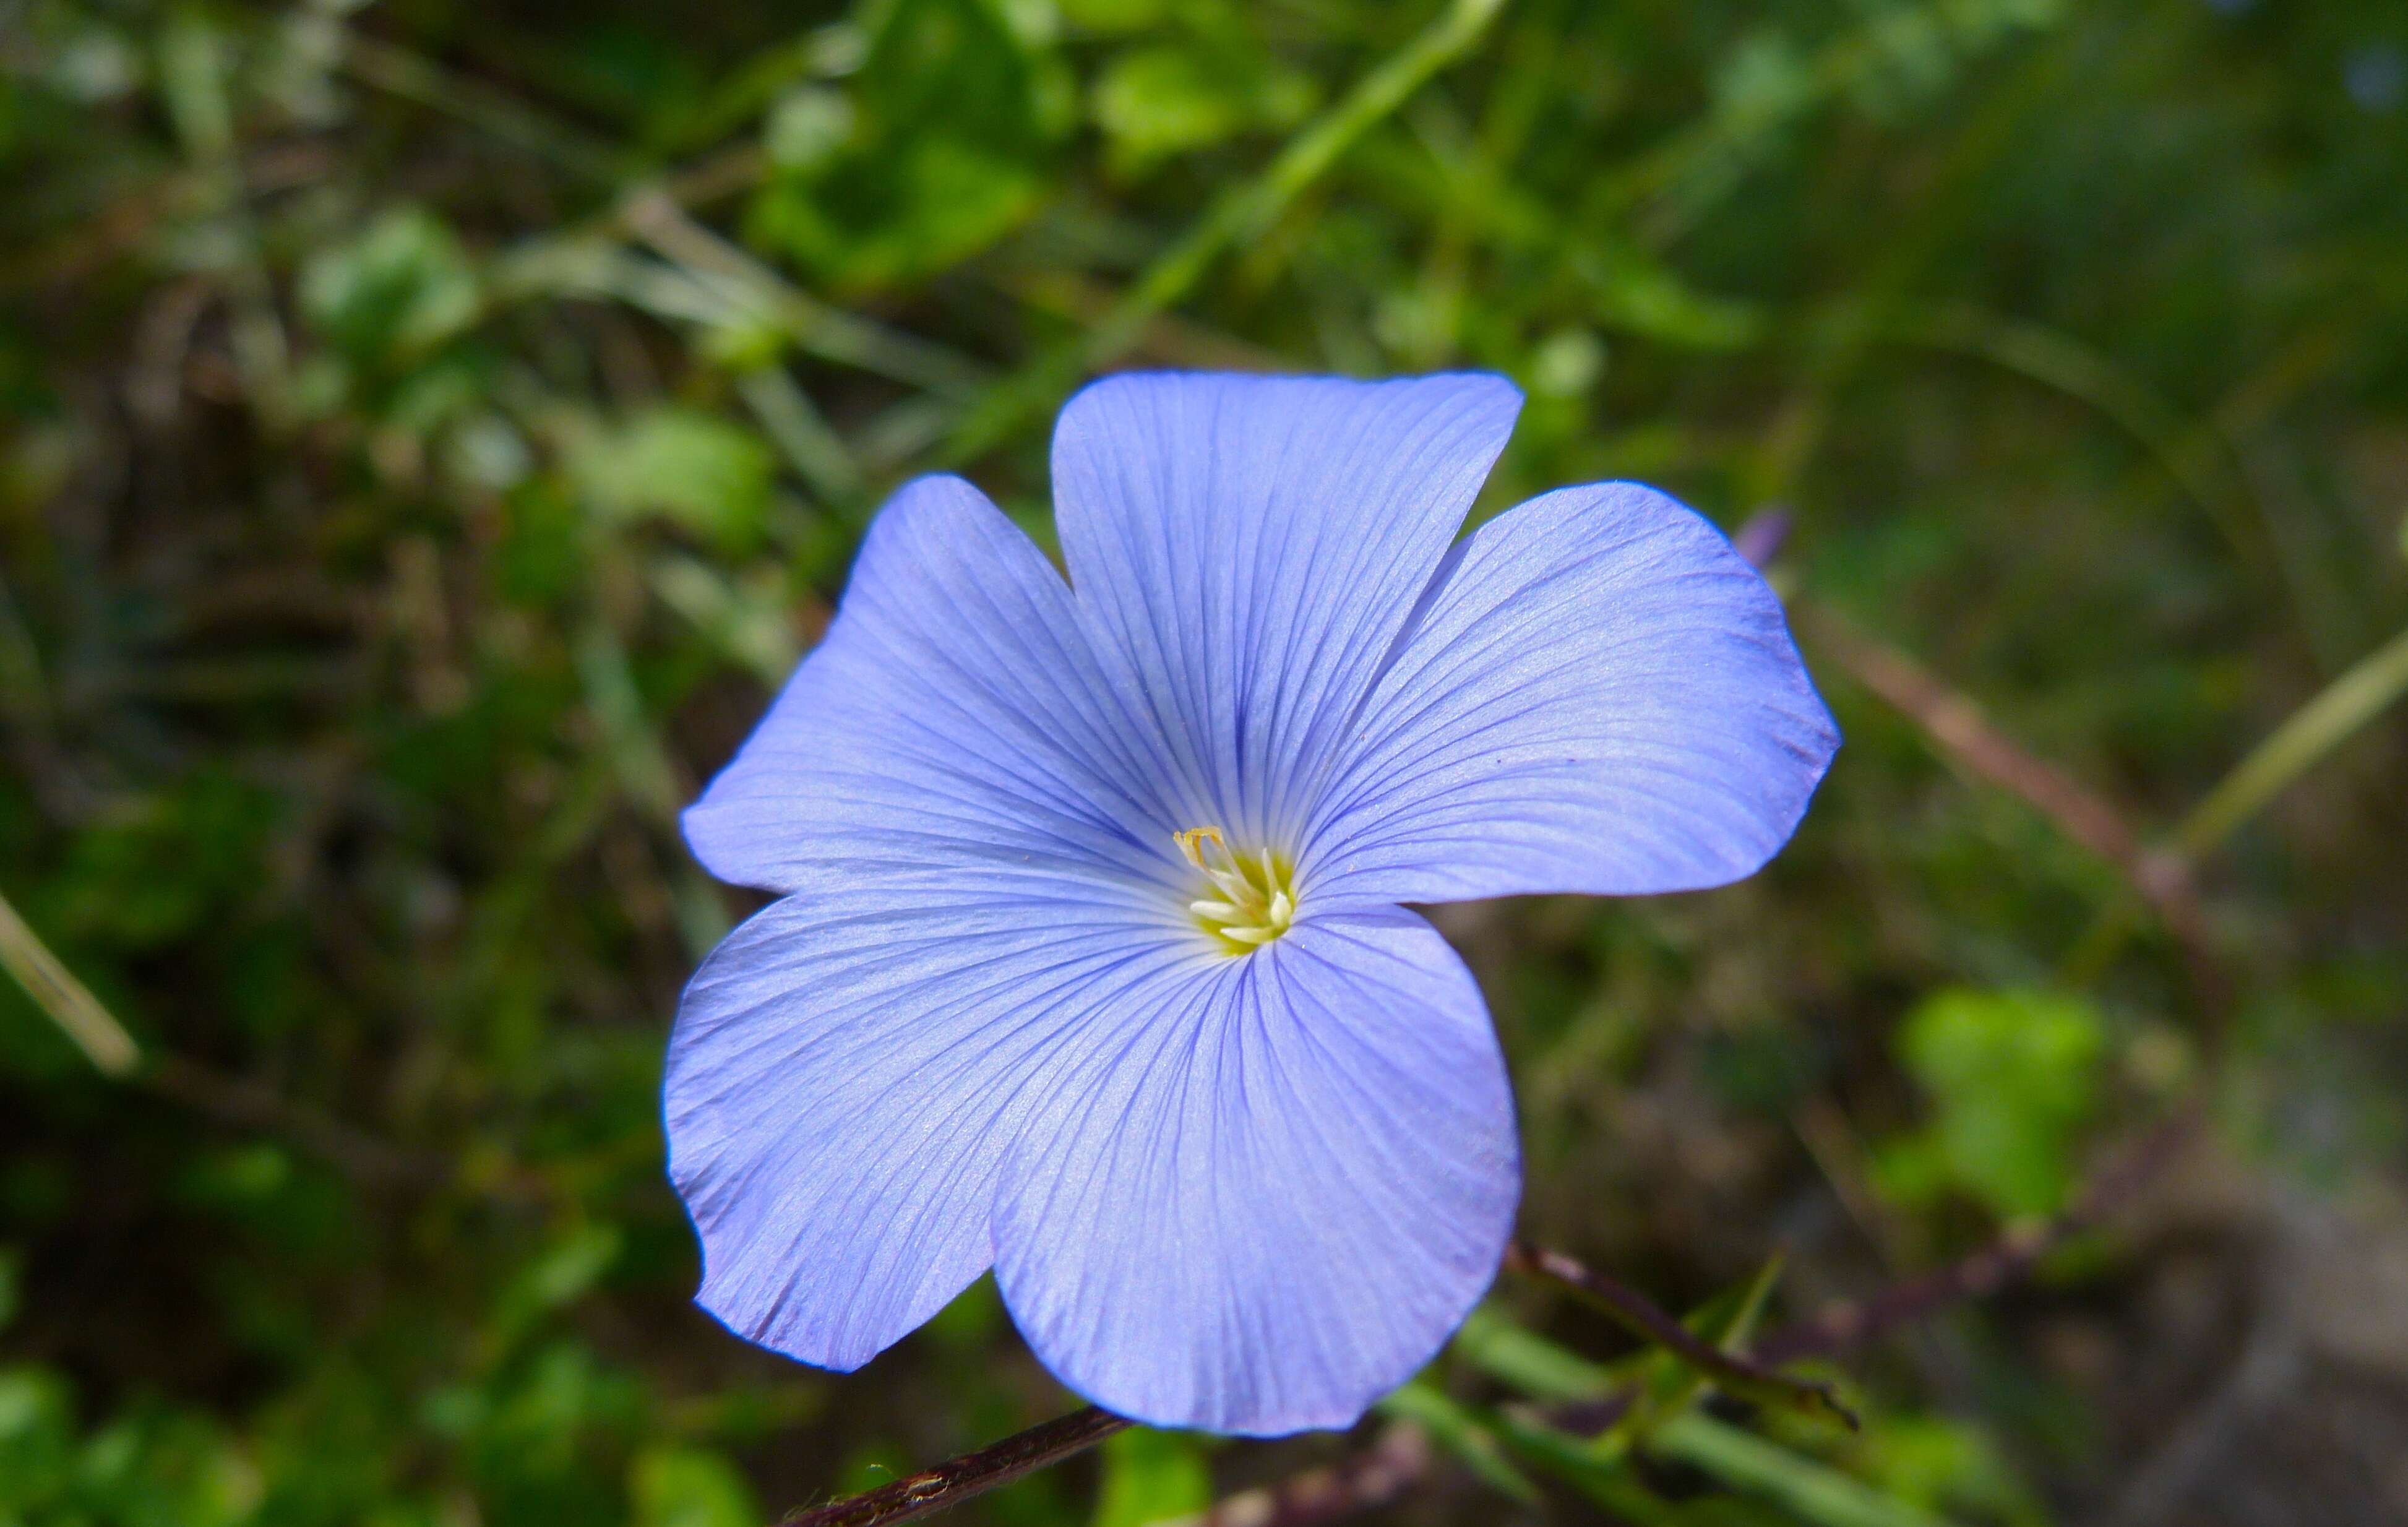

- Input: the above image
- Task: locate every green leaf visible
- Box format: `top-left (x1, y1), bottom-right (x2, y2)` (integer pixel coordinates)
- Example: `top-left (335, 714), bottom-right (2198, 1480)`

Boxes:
top-left (1855, 1414), bottom-right (2049, 1527)
top-left (299, 208), bottom-right (481, 368)
top-left (61, 1401), bottom-right (260, 1527)
top-left (763, 85), bottom-right (856, 173)
top-left (1090, 1426), bottom-right (1213, 1527)
top-left (0, 1366), bottom-right (77, 1507)
top-left (489, 1224), bottom-right (624, 1355)
top-left (754, 138), bottom-right (1043, 293)
top-left (48, 772), bottom-right (280, 950)
top-left (1892, 988), bottom-right (2105, 1219)
top-left (156, 15), bottom-right (233, 158)
top-left (1059, 0), bottom-right (1168, 32)
top-left (1091, 45), bottom-right (1314, 176)
top-left (1489, 1410), bottom-right (1677, 1522)
top-left (1449, 1304), bottom-right (1615, 1403)
top-left (649, 555), bottom-right (802, 687)
top-left (1615, 1256), bottom-right (1792, 1442)
top-left (748, 0), bottom-right (1063, 289)
top-left (1375, 1382), bottom-right (1539, 1504)
top-left (631, 1445), bottom-right (762, 1527)
top-left (569, 409), bottom-right (775, 549)
top-left (1575, 245), bottom-right (1766, 350)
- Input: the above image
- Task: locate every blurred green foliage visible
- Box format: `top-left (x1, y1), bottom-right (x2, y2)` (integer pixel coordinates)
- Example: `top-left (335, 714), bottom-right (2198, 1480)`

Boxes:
top-left (1088, 1427), bottom-right (1211, 1527)
top-left (1880, 989), bottom-right (2105, 1220)
top-left (5, 0), bottom-right (2408, 1523)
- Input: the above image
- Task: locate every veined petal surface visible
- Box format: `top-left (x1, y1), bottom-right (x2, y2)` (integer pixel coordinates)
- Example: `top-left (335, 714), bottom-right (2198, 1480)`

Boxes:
top-left (681, 473), bottom-right (1182, 898)
top-left (1050, 371), bottom-right (1522, 845)
top-left (1305, 483), bottom-right (1837, 903)
top-left (670, 471), bottom-right (1204, 1370)
top-left (991, 908), bottom-right (1518, 1434)
top-left (668, 887), bottom-right (1198, 1370)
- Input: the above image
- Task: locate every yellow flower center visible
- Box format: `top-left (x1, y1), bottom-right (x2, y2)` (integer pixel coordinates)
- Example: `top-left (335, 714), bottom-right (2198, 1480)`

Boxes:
top-left (1174, 827), bottom-right (1298, 953)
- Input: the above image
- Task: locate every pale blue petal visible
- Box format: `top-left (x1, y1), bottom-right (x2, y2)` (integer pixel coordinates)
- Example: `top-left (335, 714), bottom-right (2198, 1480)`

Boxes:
top-left (1050, 371), bottom-right (1522, 848)
top-left (668, 885), bottom-right (1200, 1370)
top-left (681, 473), bottom-right (1186, 899)
top-left (1304, 483), bottom-right (1837, 903)
top-left (669, 471), bottom-right (1210, 1369)
top-left (991, 908), bottom-right (1519, 1434)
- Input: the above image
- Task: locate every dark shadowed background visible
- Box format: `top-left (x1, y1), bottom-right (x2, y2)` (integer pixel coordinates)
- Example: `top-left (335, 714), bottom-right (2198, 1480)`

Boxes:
top-left (4, 0), bottom-right (2407, 1522)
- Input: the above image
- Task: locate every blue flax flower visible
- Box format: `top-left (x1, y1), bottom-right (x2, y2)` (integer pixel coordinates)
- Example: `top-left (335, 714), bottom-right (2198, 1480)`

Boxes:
top-left (669, 371), bottom-right (1836, 1435)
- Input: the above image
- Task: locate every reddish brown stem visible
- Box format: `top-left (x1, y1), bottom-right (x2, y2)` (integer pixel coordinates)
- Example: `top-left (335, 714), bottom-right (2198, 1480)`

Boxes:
top-left (778, 1406), bottom-right (1130, 1527)
top-left (1502, 1242), bottom-right (1857, 1429)
top-left (1754, 1104), bottom-right (2200, 1365)
top-left (1799, 604), bottom-right (2226, 979)
top-left (1798, 604), bottom-right (2199, 922)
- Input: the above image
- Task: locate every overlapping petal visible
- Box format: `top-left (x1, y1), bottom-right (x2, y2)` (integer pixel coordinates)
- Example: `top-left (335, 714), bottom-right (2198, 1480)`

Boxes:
top-left (668, 460), bottom-right (1521, 1409)
top-left (671, 471), bottom-right (1197, 1370)
top-left (1051, 371), bottom-right (1521, 845)
top-left (991, 908), bottom-right (1518, 1434)
top-left (1304, 482), bottom-right (1837, 903)
top-left (681, 473), bottom-right (1182, 898)
top-left (668, 885), bottom-right (1200, 1369)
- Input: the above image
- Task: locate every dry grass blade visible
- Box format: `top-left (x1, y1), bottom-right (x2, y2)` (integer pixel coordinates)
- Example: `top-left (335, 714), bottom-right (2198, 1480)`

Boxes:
top-left (0, 884), bottom-right (140, 1076)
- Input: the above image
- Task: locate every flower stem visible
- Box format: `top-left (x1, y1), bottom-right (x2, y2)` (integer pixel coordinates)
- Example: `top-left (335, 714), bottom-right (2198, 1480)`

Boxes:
top-left (778, 1406), bottom-right (1130, 1527)
top-left (1502, 1244), bottom-right (1857, 1430)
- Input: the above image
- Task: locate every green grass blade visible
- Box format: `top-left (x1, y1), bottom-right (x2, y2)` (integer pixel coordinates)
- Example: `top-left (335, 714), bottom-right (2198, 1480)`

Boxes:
top-left (1653, 1413), bottom-right (1955, 1527)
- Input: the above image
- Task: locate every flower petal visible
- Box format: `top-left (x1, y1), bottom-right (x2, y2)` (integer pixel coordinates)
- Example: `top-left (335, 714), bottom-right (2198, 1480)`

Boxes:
top-left (667, 885), bottom-right (1199, 1370)
top-left (991, 908), bottom-right (1519, 1434)
top-left (682, 473), bottom-right (1185, 898)
top-left (1305, 483), bottom-right (1838, 903)
top-left (1050, 371), bottom-right (1522, 846)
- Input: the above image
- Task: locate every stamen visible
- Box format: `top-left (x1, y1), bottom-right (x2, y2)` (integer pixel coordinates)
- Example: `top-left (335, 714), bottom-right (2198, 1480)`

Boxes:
top-left (1174, 827), bottom-right (1226, 870)
top-left (1172, 826), bottom-right (1301, 953)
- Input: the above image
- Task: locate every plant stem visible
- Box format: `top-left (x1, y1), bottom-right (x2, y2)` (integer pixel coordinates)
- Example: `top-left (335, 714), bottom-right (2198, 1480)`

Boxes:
top-left (1502, 1244), bottom-right (1857, 1430)
top-left (778, 1406), bottom-right (1130, 1527)
top-left (0, 885), bottom-right (139, 1076)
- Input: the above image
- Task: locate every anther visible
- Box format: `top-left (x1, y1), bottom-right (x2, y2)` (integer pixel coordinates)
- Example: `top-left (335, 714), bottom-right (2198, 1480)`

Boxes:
top-left (1173, 826), bottom-right (1300, 953)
